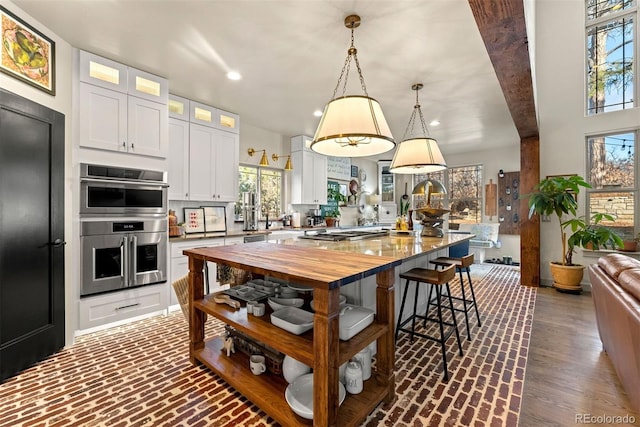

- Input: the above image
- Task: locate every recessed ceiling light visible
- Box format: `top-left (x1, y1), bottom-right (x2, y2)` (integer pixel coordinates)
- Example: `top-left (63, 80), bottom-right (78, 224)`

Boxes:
top-left (226, 71), bottom-right (242, 81)
top-left (313, 110), bottom-right (323, 117)
top-left (429, 120), bottom-right (441, 127)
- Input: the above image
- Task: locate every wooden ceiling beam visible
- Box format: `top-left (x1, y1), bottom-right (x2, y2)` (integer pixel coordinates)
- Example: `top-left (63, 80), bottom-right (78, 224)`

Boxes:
top-left (468, 0), bottom-right (538, 139)
top-left (468, 0), bottom-right (540, 287)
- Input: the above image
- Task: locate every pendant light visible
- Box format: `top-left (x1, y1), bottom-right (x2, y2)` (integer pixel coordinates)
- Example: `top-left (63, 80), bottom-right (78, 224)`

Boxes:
top-left (389, 83), bottom-right (446, 174)
top-left (311, 14), bottom-right (395, 158)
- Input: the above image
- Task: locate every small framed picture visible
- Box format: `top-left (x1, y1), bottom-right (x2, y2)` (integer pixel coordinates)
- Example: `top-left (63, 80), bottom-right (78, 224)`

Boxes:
top-left (351, 165), bottom-right (359, 178)
top-left (184, 208), bottom-right (205, 233)
top-left (202, 206), bottom-right (227, 232)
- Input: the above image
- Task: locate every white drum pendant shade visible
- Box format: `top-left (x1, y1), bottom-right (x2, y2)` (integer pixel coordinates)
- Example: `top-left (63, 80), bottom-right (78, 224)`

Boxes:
top-left (311, 96), bottom-right (395, 157)
top-left (389, 137), bottom-right (447, 174)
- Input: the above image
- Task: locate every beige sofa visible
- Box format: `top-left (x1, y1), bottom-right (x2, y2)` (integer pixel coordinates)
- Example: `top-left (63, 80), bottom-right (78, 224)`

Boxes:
top-left (587, 253), bottom-right (640, 411)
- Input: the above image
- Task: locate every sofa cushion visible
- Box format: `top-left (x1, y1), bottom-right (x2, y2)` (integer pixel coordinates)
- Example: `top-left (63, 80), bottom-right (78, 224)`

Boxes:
top-left (617, 268), bottom-right (640, 302)
top-left (598, 253), bottom-right (640, 279)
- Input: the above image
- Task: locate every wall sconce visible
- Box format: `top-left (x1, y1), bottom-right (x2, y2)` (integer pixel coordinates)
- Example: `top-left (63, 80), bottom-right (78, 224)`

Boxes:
top-left (272, 153), bottom-right (293, 171)
top-left (248, 148), bottom-right (269, 166)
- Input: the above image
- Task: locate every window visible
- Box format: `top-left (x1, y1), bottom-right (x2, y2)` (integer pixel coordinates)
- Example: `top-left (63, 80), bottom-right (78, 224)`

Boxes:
top-left (414, 165), bottom-right (483, 226)
top-left (237, 165), bottom-right (283, 219)
top-left (586, 0), bottom-right (636, 114)
top-left (586, 131), bottom-right (637, 239)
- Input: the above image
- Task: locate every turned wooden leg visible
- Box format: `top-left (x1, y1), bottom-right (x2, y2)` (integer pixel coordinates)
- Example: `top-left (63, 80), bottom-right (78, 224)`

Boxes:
top-left (188, 256), bottom-right (206, 364)
top-left (312, 287), bottom-right (341, 427)
top-left (376, 268), bottom-right (396, 404)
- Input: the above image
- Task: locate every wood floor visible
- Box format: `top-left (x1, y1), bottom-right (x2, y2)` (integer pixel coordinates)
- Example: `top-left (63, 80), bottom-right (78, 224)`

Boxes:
top-left (519, 287), bottom-right (639, 426)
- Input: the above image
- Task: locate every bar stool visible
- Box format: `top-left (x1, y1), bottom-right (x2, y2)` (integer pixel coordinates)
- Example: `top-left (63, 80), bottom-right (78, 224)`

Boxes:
top-left (395, 264), bottom-right (463, 380)
top-left (429, 254), bottom-right (481, 339)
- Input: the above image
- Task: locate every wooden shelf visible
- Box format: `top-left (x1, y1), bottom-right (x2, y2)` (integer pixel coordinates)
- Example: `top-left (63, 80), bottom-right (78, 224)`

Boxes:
top-left (195, 295), bottom-right (388, 367)
top-left (196, 338), bottom-right (388, 427)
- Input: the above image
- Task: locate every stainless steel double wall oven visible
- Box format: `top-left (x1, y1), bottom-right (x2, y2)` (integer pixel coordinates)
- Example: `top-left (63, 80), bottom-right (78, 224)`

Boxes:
top-left (80, 164), bottom-right (168, 297)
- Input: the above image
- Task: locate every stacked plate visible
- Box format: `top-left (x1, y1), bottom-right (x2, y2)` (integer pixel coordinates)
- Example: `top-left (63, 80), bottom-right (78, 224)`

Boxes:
top-left (285, 374), bottom-right (346, 419)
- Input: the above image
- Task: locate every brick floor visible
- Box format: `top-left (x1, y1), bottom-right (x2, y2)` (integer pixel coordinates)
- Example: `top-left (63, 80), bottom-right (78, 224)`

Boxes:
top-left (0, 266), bottom-right (532, 427)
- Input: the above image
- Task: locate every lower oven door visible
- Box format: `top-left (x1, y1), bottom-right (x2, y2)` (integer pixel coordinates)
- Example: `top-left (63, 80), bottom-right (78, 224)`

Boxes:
top-left (129, 230), bottom-right (167, 288)
top-left (81, 233), bottom-right (128, 296)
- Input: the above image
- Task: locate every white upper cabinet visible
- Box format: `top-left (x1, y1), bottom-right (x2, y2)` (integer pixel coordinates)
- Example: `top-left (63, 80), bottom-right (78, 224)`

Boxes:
top-left (188, 123), bottom-right (239, 202)
top-left (291, 149), bottom-right (327, 204)
top-left (291, 134), bottom-right (313, 152)
top-left (168, 94), bottom-right (190, 121)
top-left (79, 50), bottom-right (128, 93)
top-left (167, 117), bottom-right (190, 200)
top-left (215, 110), bottom-right (240, 134)
top-left (189, 101), bottom-right (240, 134)
top-left (78, 50), bottom-right (168, 158)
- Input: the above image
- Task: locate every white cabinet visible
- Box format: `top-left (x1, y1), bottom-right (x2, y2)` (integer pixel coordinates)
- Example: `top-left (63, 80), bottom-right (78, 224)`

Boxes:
top-left (78, 283), bottom-right (168, 332)
top-left (169, 239), bottom-right (226, 308)
top-left (291, 149), bottom-right (328, 204)
top-left (190, 100), bottom-right (240, 134)
top-left (78, 50), bottom-right (168, 158)
top-left (167, 94), bottom-right (240, 202)
top-left (167, 117), bottom-right (190, 200)
top-left (188, 123), bottom-right (239, 202)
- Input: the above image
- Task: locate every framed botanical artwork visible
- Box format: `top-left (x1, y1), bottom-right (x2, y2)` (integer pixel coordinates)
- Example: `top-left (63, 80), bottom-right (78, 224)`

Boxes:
top-left (0, 6), bottom-right (55, 95)
top-left (351, 165), bottom-right (359, 178)
top-left (202, 206), bottom-right (227, 233)
top-left (184, 208), bottom-right (205, 233)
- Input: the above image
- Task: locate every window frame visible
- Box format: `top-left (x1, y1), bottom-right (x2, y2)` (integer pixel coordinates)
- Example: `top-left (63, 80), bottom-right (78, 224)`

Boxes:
top-left (238, 164), bottom-right (284, 220)
top-left (585, 129), bottom-right (639, 239)
top-left (585, 1), bottom-right (638, 115)
top-left (413, 163), bottom-right (484, 225)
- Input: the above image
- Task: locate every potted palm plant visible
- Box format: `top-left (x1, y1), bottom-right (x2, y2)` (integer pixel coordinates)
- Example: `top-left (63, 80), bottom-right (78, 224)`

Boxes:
top-left (527, 175), bottom-right (622, 293)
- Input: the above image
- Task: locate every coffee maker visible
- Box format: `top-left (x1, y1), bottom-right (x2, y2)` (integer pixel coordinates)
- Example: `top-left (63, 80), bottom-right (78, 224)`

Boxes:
top-left (242, 192), bottom-right (259, 231)
top-left (308, 209), bottom-right (322, 226)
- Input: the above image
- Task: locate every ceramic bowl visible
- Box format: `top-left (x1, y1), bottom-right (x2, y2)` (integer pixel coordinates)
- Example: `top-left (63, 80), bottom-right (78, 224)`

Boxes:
top-left (285, 373), bottom-right (346, 419)
top-left (282, 355), bottom-right (311, 383)
top-left (267, 297), bottom-right (304, 311)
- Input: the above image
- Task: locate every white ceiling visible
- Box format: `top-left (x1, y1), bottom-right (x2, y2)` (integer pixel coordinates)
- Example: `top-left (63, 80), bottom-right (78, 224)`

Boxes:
top-left (12, 0), bottom-right (520, 158)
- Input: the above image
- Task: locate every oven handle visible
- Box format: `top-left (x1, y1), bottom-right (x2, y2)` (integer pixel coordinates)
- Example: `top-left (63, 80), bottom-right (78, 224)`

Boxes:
top-left (122, 236), bottom-right (129, 287)
top-left (81, 177), bottom-right (169, 187)
top-left (130, 234), bottom-right (137, 287)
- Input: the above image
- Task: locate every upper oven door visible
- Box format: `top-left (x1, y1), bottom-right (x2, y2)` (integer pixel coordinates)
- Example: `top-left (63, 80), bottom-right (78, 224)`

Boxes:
top-left (80, 178), bottom-right (168, 216)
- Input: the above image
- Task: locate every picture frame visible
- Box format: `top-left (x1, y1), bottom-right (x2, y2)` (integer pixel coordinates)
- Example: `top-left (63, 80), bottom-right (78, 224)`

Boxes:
top-left (202, 206), bottom-right (227, 233)
top-left (184, 208), bottom-right (205, 233)
top-left (0, 6), bottom-right (55, 95)
top-left (351, 165), bottom-right (359, 178)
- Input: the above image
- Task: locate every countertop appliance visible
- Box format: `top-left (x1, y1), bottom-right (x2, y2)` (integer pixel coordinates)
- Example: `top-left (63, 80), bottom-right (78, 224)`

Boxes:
top-left (242, 192), bottom-right (259, 231)
top-left (80, 218), bottom-right (167, 297)
top-left (298, 229), bottom-right (389, 241)
top-left (80, 163), bottom-right (168, 216)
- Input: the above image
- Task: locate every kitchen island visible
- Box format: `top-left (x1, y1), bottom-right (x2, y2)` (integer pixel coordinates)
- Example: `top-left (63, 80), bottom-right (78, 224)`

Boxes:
top-left (183, 232), bottom-right (473, 426)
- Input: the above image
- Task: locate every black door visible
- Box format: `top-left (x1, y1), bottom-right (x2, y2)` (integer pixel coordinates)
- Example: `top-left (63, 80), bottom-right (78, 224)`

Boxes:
top-left (0, 88), bottom-right (65, 381)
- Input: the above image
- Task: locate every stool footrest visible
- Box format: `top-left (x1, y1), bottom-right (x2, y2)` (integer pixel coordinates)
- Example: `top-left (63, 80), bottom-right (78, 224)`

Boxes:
top-left (397, 315), bottom-right (458, 343)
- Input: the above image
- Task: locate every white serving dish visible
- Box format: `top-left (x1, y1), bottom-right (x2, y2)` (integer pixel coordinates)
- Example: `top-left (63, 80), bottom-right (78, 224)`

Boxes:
top-left (270, 307), bottom-right (314, 335)
top-left (248, 279), bottom-right (277, 295)
top-left (309, 294), bottom-right (347, 311)
top-left (268, 297), bottom-right (304, 312)
top-left (285, 373), bottom-right (346, 419)
top-left (278, 286), bottom-right (298, 298)
top-left (287, 283), bottom-right (314, 292)
top-left (339, 304), bottom-right (375, 341)
top-left (282, 355), bottom-right (311, 383)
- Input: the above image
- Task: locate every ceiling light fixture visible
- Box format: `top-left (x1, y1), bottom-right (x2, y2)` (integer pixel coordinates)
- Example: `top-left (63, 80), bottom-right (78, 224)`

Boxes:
top-left (390, 83), bottom-right (447, 174)
top-left (311, 14), bottom-right (395, 158)
top-left (272, 153), bottom-right (293, 171)
top-left (247, 148), bottom-right (269, 166)
top-left (226, 71), bottom-right (242, 80)
top-left (313, 110), bottom-right (323, 117)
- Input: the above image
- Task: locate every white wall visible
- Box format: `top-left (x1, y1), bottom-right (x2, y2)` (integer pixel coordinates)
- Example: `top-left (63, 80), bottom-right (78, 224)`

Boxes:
top-left (535, 0), bottom-right (640, 287)
top-left (0, 0), bottom-right (75, 345)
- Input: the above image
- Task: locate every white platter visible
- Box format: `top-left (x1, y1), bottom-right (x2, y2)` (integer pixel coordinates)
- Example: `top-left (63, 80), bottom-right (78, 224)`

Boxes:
top-left (270, 307), bottom-right (314, 335)
top-left (309, 294), bottom-right (347, 311)
top-left (287, 283), bottom-right (314, 292)
top-left (268, 297), bottom-right (304, 311)
top-left (285, 373), bottom-right (346, 419)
